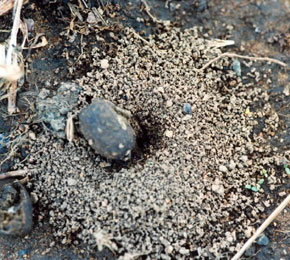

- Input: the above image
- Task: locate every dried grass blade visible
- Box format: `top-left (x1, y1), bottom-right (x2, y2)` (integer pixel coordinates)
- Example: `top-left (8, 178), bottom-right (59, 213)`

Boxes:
top-left (0, 0), bottom-right (28, 16)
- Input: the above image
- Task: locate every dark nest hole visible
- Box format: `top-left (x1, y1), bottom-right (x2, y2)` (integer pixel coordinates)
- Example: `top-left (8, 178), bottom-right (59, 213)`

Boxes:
top-left (133, 113), bottom-right (165, 156)
top-left (74, 96), bottom-right (165, 172)
top-left (102, 112), bottom-right (165, 172)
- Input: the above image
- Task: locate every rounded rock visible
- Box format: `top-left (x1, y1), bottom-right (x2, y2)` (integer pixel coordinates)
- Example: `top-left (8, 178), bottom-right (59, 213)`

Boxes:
top-left (79, 99), bottom-right (136, 160)
top-left (0, 182), bottom-right (33, 236)
top-left (257, 234), bottom-right (269, 246)
top-left (219, 165), bottom-right (228, 173)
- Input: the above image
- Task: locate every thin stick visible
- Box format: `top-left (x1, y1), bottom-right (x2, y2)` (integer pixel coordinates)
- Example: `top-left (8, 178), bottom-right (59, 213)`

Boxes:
top-left (232, 194), bottom-right (290, 260)
top-left (141, 0), bottom-right (163, 24)
top-left (132, 31), bottom-right (151, 46)
top-left (7, 80), bottom-right (19, 113)
top-left (6, 0), bottom-right (24, 114)
top-left (197, 52), bottom-right (288, 72)
top-left (6, 0), bottom-right (23, 64)
top-left (19, 175), bottom-right (28, 184)
top-left (0, 169), bottom-right (27, 180)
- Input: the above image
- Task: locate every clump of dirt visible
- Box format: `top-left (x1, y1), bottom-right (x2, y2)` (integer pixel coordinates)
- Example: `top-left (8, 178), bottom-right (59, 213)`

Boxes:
top-left (15, 25), bottom-right (289, 259)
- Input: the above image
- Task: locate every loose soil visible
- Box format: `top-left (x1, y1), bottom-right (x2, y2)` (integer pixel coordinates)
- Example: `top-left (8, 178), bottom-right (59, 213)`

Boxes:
top-left (0, 1), bottom-right (289, 260)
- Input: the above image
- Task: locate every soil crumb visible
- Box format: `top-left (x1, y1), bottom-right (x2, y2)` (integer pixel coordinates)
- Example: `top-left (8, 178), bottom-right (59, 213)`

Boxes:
top-left (16, 26), bottom-right (289, 259)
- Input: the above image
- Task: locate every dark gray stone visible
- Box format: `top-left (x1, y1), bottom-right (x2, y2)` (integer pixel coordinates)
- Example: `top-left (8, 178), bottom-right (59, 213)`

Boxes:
top-left (79, 99), bottom-right (136, 160)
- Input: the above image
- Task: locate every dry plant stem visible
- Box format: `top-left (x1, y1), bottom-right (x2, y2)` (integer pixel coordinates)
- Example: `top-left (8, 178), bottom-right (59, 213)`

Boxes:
top-left (198, 52), bottom-right (288, 72)
top-left (6, 0), bottom-right (24, 114)
top-left (92, 7), bottom-right (108, 26)
top-left (132, 31), bottom-right (151, 46)
top-left (0, 0), bottom-right (28, 16)
top-left (232, 194), bottom-right (290, 260)
top-left (141, 0), bottom-right (163, 24)
top-left (8, 80), bottom-right (18, 114)
top-left (0, 169), bottom-right (27, 180)
top-left (19, 175), bottom-right (28, 184)
top-left (6, 0), bottom-right (23, 63)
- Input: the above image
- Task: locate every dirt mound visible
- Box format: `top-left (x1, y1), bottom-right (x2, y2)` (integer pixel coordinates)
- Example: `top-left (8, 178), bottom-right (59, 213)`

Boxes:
top-left (17, 26), bottom-right (289, 259)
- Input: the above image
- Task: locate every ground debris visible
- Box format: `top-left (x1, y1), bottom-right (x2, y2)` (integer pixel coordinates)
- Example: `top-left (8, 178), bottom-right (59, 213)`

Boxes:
top-left (14, 25), bottom-right (289, 259)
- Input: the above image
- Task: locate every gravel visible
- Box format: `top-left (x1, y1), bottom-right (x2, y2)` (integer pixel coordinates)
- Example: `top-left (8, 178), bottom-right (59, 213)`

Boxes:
top-left (14, 25), bottom-right (289, 259)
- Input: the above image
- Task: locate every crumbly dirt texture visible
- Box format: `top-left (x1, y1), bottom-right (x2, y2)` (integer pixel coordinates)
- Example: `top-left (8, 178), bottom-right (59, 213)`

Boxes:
top-left (16, 26), bottom-right (289, 259)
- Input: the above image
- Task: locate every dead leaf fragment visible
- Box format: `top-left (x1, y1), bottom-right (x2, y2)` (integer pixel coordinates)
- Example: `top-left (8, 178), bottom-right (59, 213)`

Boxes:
top-left (0, 63), bottom-right (24, 81)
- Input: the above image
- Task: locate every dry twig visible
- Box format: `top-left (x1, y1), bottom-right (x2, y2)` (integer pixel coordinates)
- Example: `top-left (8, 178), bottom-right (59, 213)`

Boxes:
top-left (232, 194), bottom-right (290, 260)
top-left (132, 31), bottom-right (151, 46)
top-left (141, 0), bottom-right (169, 25)
top-left (7, 80), bottom-right (18, 113)
top-left (0, 133), bottom-right (26, 167)
top-left (92, 7), bottom-right (108, 26)
top-left (19, 175), bottom-right (28, 184)
top-left (197, 52), bottom-right (288, 72)
top-left (23, 33), bottom-right (48, 49)
top-left (0, 169), bottom-right (27, 179)
top-left (4, 0), bottom-right (25, 114)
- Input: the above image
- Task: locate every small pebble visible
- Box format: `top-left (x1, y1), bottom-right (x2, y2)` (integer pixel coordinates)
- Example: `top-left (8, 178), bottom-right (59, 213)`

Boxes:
top-left (161, 254), bottom-right (171, 260)
top-left (219, 165), bottom-right (228, 173)
top-left (257, 234), bottom-right (269, 246)
top-left (157, 86), bottom-right (164, 93)
top-left (166, 100), bottom-right (173, 107)
top-left (87, 11), bottom-right (98, 24)
top-left (165, 245), bottom-right (173, 254)
top-left (228, 160), bottom-right (236, 170)
top-left (100, 59), bottom-right (109, 69)
top-left (67, 178), bottom-right (77, 186)
top-left (232, 59), bottom-right (241, 76)
top-left (240, 155), bottom-right (248, 163)
top-left (165, 130), bottom-right (173, 138)
top-left (183, 103), bottom-right (192, 114)
top-left (28, 131), bottom-right (36, 140)
top-left (212, 183), bottom-right (225, 196)
top-left (179, 247), bottom-right (190, 255)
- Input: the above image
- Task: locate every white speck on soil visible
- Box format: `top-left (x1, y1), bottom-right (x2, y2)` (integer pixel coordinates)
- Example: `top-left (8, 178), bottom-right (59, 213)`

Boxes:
top-left (100, 59), bottom-right (109, 69)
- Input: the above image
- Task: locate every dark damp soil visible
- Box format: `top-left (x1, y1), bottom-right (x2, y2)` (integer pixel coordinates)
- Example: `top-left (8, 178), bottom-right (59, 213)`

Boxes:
top-left (0, 0), bottom-right (289, 259)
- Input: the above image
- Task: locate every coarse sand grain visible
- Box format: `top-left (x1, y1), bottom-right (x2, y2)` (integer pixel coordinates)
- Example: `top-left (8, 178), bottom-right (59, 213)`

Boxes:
top-left (15, 26), bottom-right (289, 259)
